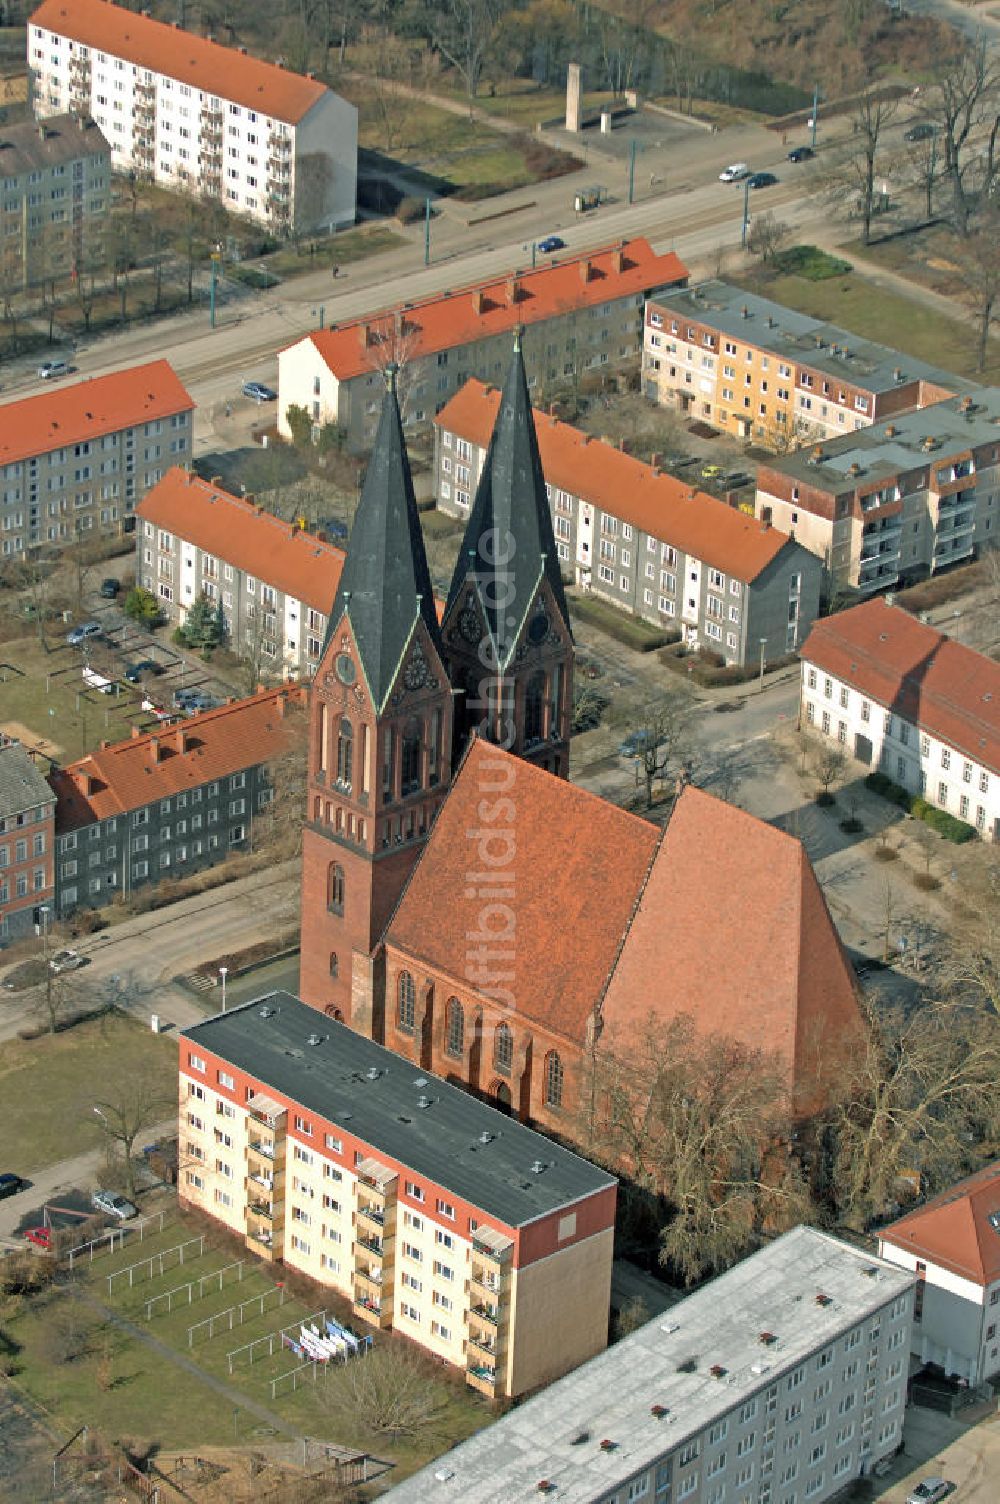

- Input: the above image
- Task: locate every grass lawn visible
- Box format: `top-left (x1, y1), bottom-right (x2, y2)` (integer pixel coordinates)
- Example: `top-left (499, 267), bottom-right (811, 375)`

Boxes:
top-left (0, 1015), bottom-right (177, 1173)
top-left (263, 223), bottom-right (408, 279)
top-left (734, 264), bottom-right (1000, 385)
top-left (569, 592), bottom-right (671, 652)
top-left (0, 630), bottom-right (158, 762)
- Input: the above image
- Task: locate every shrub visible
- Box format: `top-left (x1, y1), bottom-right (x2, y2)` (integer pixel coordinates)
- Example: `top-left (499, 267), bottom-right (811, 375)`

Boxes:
top-left (395, 196), bottom-right (425, 225)
top-left (867, 774), bottom-right (976, 842)
top-left (921, 805), bottom-right (976, 843)
top-left (773, 244), bottom-right (852, 280)
top-left (874, 845), bottom-right (899, 862)
top-left (913, 872), bottom-right (942, 891)
top-left (865, 771), bottom-right (911, 810)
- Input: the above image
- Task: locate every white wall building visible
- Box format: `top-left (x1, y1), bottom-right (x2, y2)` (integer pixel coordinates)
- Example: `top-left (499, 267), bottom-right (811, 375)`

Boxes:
top-left (879, 1162), bottom-right (1000, 1385)
top-left (28, 0), bottom-right (357, 234)
top-left (800, 598), bottom-right (1000, 842)
top-left (388, 1226), bottom-right (915, 1504)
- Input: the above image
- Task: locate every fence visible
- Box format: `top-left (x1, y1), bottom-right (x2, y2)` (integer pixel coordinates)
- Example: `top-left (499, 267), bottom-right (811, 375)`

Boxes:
top-left (144, 1261), bottom-right (245, 1320)
top-left (187, 1282), bottom-right (288, 1347)
top-left (226, 1308), bottom-right (328, 1374)
top-left (106, 1235), bottom-right (206, 1297)
top-left (67, 1210), bottom-right (168, 1270)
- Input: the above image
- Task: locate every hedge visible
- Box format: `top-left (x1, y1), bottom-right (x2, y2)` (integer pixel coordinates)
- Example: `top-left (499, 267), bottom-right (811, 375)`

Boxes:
top-left (865, 772), bottom-right (977, 842)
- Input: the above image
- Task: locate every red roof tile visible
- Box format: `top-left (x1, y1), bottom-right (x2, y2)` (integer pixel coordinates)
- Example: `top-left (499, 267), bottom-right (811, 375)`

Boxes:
top-left (0, 359), bottom-right (193, 468)
top-left (50, 685), bottom-right (307, 831)
top-left (599, 785), bottom-right (863, 1108)
top-left (881, 1161), bottom-right (1000, 1286)
top-left (387, 740), bottom-right (661, 1045)
top-left (299, 240), bottom-right (687, 383)
top-left (30, 0), bottom-right (328, 123)
top-left (136, 468), bottom-right (345, 615)
top-left (801, 599), bottom-right (1000, 776)
top-left (437, 379), bottom-right (793, 584)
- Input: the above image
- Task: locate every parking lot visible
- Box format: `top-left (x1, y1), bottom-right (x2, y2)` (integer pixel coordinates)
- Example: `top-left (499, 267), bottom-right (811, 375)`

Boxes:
top-left (876, 1402), bottom-right (1000, 1504)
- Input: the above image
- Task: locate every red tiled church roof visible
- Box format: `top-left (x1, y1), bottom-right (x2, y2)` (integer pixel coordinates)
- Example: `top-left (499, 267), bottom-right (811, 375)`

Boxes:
top-left (881, 1161), bottom-right (1000, 1286)
top-left (30, 0), bottom-right (328, 124)
top-left (437, 379), bottom-right (794, 584)
top-left (51, 685), bottom-right (307, 831)
top-left (801, 599), bottom-right (1000, 777)
top-left (136, 469), bottom-right (345, 616)
top-left (297, 240), bottom-right (688, 383)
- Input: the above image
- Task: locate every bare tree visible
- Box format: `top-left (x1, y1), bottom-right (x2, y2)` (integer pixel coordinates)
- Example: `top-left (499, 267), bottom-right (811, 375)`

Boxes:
top-left (92, 1084), bottom-right (172, 1201)
top-left (369, 33), bottom-right (419, 153)
top-left (938, 850), bottom-right (1000, 1013)
top-left (629, 691), bottom-right (694, 808)
top-left (806, 734), bottom-right (847, 798)
top-left (746, 211), bottom-right (791, 265)
top-left (255, 700), bottom-right (309, 858)
top-left (924, 37), bottom-right (1000, 236)
top-left (326, 1341), bottom-right (449, 1436)
top-left (956, 209), bottom-right (1000, 372)
top-left (850, 88), bottom-right (897, 244)
top-left (421, 0), bottom-right (507, 101)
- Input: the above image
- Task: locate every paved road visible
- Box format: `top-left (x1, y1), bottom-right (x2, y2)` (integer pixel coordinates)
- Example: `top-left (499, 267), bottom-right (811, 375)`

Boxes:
top-left (877, 1400), bottom-right (1000, 1504)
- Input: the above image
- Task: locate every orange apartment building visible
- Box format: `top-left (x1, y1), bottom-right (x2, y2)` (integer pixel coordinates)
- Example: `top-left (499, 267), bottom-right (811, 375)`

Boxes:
top-left (277, 238), bottom-right (688, 451)
top-left (642, 280), bottom-right (966, 451)
top-left (178, 992), bottom-right (617, 1399)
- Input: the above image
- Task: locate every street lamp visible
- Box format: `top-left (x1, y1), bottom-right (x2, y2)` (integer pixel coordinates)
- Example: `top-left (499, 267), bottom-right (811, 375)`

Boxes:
top-left (741, 177), bottom-right (752, 249)
top-left (219, 966), bottom-right (228, 1012)
top-left (312, 305), bottom-right (325, 330)
top-left (758, 637), bottom-right (768, 694)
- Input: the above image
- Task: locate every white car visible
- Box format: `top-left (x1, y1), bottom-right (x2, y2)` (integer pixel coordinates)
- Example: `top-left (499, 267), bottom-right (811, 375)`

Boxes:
top-left (719, 162), bottom-right (750, 182)
top-left (906, 1481), bottom-right (951, 1504)
top-left (49, 948), bottom-right (85, 974)
top-left (91, 1189), bottom-right (138, 1221)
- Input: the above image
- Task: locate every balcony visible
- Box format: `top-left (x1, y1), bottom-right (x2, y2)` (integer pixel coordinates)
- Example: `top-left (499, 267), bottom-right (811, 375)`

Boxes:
top-left (246, 1227), bottom-right (281, 1261)
top-left (469, 1301), bottom-right (501, 1327)
top-left (467, 1329), bottom-right (500, 1360)
top-left (247, 1196), bottom-right (279, 1222)
top-left (200, 127), bottom-right (223, 150)
top-left (201, 107), bottom-right (224, 128)
top-left (356, 1198), bottom-right (386, 1231)
top-left (247, 1136), bottom-right (276, 1164)
top-left (469, 1266), bottom-right (505, 1298)
top-left (353, 1289), bottom-right (393, 1328)
top-left (466, 1362), bottom-right (499, 1397)
top-left (355, 1232), bottom-right (388, 1261)
top-left (268, 130), bottom-right (292, 155)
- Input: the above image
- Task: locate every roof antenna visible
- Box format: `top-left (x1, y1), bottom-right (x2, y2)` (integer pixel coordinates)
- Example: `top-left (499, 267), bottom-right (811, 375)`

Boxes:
top-left (384, 362), bottom-right (398, 393)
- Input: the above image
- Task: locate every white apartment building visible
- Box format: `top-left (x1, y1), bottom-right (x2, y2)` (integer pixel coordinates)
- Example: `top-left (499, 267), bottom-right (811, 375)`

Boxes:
top-left (879, 1162), bottom-right (1000, 1385)
top-left (389, 1225), bottom-right (915, 1504)
top-left (0, 359), bottom-right (193, 558)
top-left (28, 0), bottom-right (357, 234)
top-left (800, 598), bottom-right (1000, 842)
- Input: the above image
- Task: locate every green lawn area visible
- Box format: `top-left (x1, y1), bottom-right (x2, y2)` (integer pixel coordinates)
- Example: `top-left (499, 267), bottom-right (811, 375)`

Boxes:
top-left (263, 223), bottom-right (407, 279)
top-left (0, 630), bottom-right (158, 763)
top-left (569, 591), bottom-right (671, 652)
top-left (0, 1015), bottom-right (177, 1173)
top-left (735, 264), bottom-right (1000, 385)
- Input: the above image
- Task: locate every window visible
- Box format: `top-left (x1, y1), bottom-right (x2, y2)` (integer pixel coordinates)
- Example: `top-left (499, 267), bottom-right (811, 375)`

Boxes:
top-left (397, 970), bottom-right (415, 1032)
top-left (188, 1053), bottom-right (206, 1073)
top-left (293, 1115), bottom-right (312, 1137)
top-left (217, 1071), bottom-right (234, 1090)
top-left (445, 996), bottom-right (464, 1058)
top-left (544, 1050), bottom-right (564, 1109)
top-left (335, 718), bottom-right (353, 788)
top-left (436, 1198), bottom-right (455, 1220)
top-left (494, 1021), bottom-right (513, 1076)
top-left (327, 862), bottom-right (344, 913)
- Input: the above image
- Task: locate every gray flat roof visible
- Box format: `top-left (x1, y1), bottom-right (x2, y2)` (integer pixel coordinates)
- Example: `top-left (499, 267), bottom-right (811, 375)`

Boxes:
top-left (0, 114), bottom-right (109, 176)
top-left (181, 992), bottom-right (615, 1228)
top-left (652, 280), bottom-right (974, 397)
top-left (761, 385), bottom-right (1000, 491)
top-left (387, 1227), bottom-right (915, 1504)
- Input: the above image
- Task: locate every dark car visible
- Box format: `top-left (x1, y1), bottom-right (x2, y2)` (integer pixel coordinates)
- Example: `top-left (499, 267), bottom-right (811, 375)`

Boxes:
top-left (538, 235), bottom-right (566, 253)
top-left (99, 577), bottom-right (120, 599)
top-left (787, 146), bottom-right (814, 163)
top-left (172, 686), bottom-right (203, 708)
top-left (124, 659), bottom-right (163, 683)
top-left (619, 729), bottom-right (662, 759)
top-left (0, 1173), bottom-right (26, 1200)
top-left (242, 380), bottom-right (277, 403)
top-left (747, 171), bottom-right (778, 189)
top-left (183, 693), bottom-right (219, 717)
top-left (905, 122), bottom-right (936, 143)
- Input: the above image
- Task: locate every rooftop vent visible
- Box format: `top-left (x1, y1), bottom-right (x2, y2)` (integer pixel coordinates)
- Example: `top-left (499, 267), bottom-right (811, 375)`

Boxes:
top-left (884, 424), bottom-right (897, 438)
top-left (537, 1484), bottom-right (555, 1496)
top-left (677, 1357), bottom-right (697, 1374)
top-left (599, 1439), bottom-right (617, 1453)
top-left (306, 1033), bottom-right (322, 1046)
top-left (740, 304), bottom-right (750, 319)
top-left (417, 1095), bottom-right (432, 1109)
top-left (860, 1265), bottom-right (880, 1279)
top-left (413, 1076), bottom-right (428, 1088)
top-left (651, 1404), bottom-right (669, 1418)
top-left (759, 1330), bottom-right (778, 1345)
top-left (530, 1160), bottom-right (546, 1174)
top-left (259, 1006), bottom-right (275, 1019)
top-left (366, 1067), bottom-right (381, 1081)
top-left (893, 367), bottom-right (905, 383)
top-left (570, 1431), bottom-right (590, 1447)
top-left (815, 1293), bottom-right (833, 1307)
top-left (751, 1361), bottom-right (771, 1376)
top-left (479, 1131), bottom-right (495, 1145)
top-left (710, 1364), bottom-right (727, 1380)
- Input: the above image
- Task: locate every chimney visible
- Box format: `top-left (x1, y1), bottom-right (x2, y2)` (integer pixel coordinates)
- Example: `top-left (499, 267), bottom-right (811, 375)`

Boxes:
top-left (892, 366), bottom-right (903, 382)
top-left (131, 725), bottom-right (142, 740)
top-left (548, 401), bottom-right (558, 416)
top-left (761, 517), bottom-right (770, 531)
top-left (394, 309), bottom-right (404, 337)
top-left (210, 474), bottom-right (223, 487)
top-left (741, 304), bottom-right (750, 319)
top-left (359, 322), bottom-right (369, 349)
top-left (848, 462), bottom-right (861, 477)
top-left (149, 736), bottom-right (165, 765)
top-left (618, 437), bottom-right (627, 451)
top-left (959, 395), bottom-right (973, 413)
top-left (650, 451), bottom-right (662, 468)
top-left (175, 727), bottom-right (191, 754)
top-left (579, 259), bottom-right (592, 285)
top-left (884, 424), bottom-right (897, 438)
top-left (239, 45), bottom-right (247, 54)
top-left (276, 692), bottom-right (288, 718)
top-left (244, 492), bottom-right (255, 505)
top-left (811, 444), bottom-right (823, 460)
top-left (472, 287), bottom-right (484, 316)
top-left (506, 276), bottom-right (519, 306)
top-left (611, 242), bottom-right (624, 274)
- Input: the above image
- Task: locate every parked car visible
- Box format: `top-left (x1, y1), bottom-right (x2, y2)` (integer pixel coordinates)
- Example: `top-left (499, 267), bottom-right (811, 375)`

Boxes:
top-left (538, 235), bottom-right (566, 253)
top-left (787, 146), bottom-right (814, 162)
top-left (37, 359), bottom-right (70, 380)
top-left (905, 122), bottom-right (937, 143)
top-left (23, 1226), bottom-right (53, 1250)
top-left (619, 729), bottom-right (661, 759)
top-left (242, 380), bottom-right (277, 403)
top-left (906, 1482), bottom-right (951, 1504)
top-left (172, 685), bottom-right (203, 708)
top-left (747, 171), bottom-right (778, 189)
top-left (50, 948), bottom-right (85, 973)
top-left (700, 463), bottom-right (724, 480)
top-left (91, 1189), bottom-right (138, 1221)
top-left (124, 659), bottom-right (163, 683)
top-left (183, 693), bottom-right (219, 716)
top-left (719, 163), bottom-right (749, 182)
top-left (99, 577), bottom-right (120, 599)
top-left (0, 1174), bottom-right (26, 1200)
top-left (65, 620), bottom-right (102, 647)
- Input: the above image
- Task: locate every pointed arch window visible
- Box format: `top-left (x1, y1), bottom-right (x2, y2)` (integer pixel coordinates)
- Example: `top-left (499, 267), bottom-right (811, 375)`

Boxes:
top-left (336, 718), bottom-right (353, 791)
top-left (524, 671), bottom-right (546, 748)
top-left (397, 970), bottom-right (415, 1033)
top-left (445, 996), bottom-right (464, 1059)
top-left (544, 1050), bottom-right (564, 1109)
top-left (494, 1021), bottom-right (513, 1077)
top-left (401, 718), bottom-right (422, 797)
top-left (327, 863), bottom-right (345, 913)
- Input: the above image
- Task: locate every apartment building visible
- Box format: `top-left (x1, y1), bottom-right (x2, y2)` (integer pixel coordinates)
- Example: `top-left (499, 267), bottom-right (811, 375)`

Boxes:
top-left (48, 685), bottom-right (306, 917)
top-left (277, 239), bottom-right (688, 452)
top-left (28, 0), bottom-right (357, 234)
top-left (800, 598), bottom-right (1000, 841)
top-left (389, 1225), bottom-right (915, 1504)
top-left (434, 379), bottom-right (820, 666)
top-left (0, 359), bottom-right (193, 559)
top-left (879, 1161), bottom-right (1000, 1385)
top-left (178, 991), bottom-right (617, 1400)
top-left (643, 280), bottom-right (966, 451)
top-left (0, 113), bottom-right (109, 289)
top-left (756, 386), bottom-right (1000, 594)
top-left (136, 468), bottom-right (345, 680)
top-left (0, 741), bottom-right (55, 946)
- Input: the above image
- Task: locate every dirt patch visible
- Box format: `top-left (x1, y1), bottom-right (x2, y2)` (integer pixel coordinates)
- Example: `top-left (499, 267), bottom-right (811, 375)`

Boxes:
top-left (0, 719), bottom-right (62, 759)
